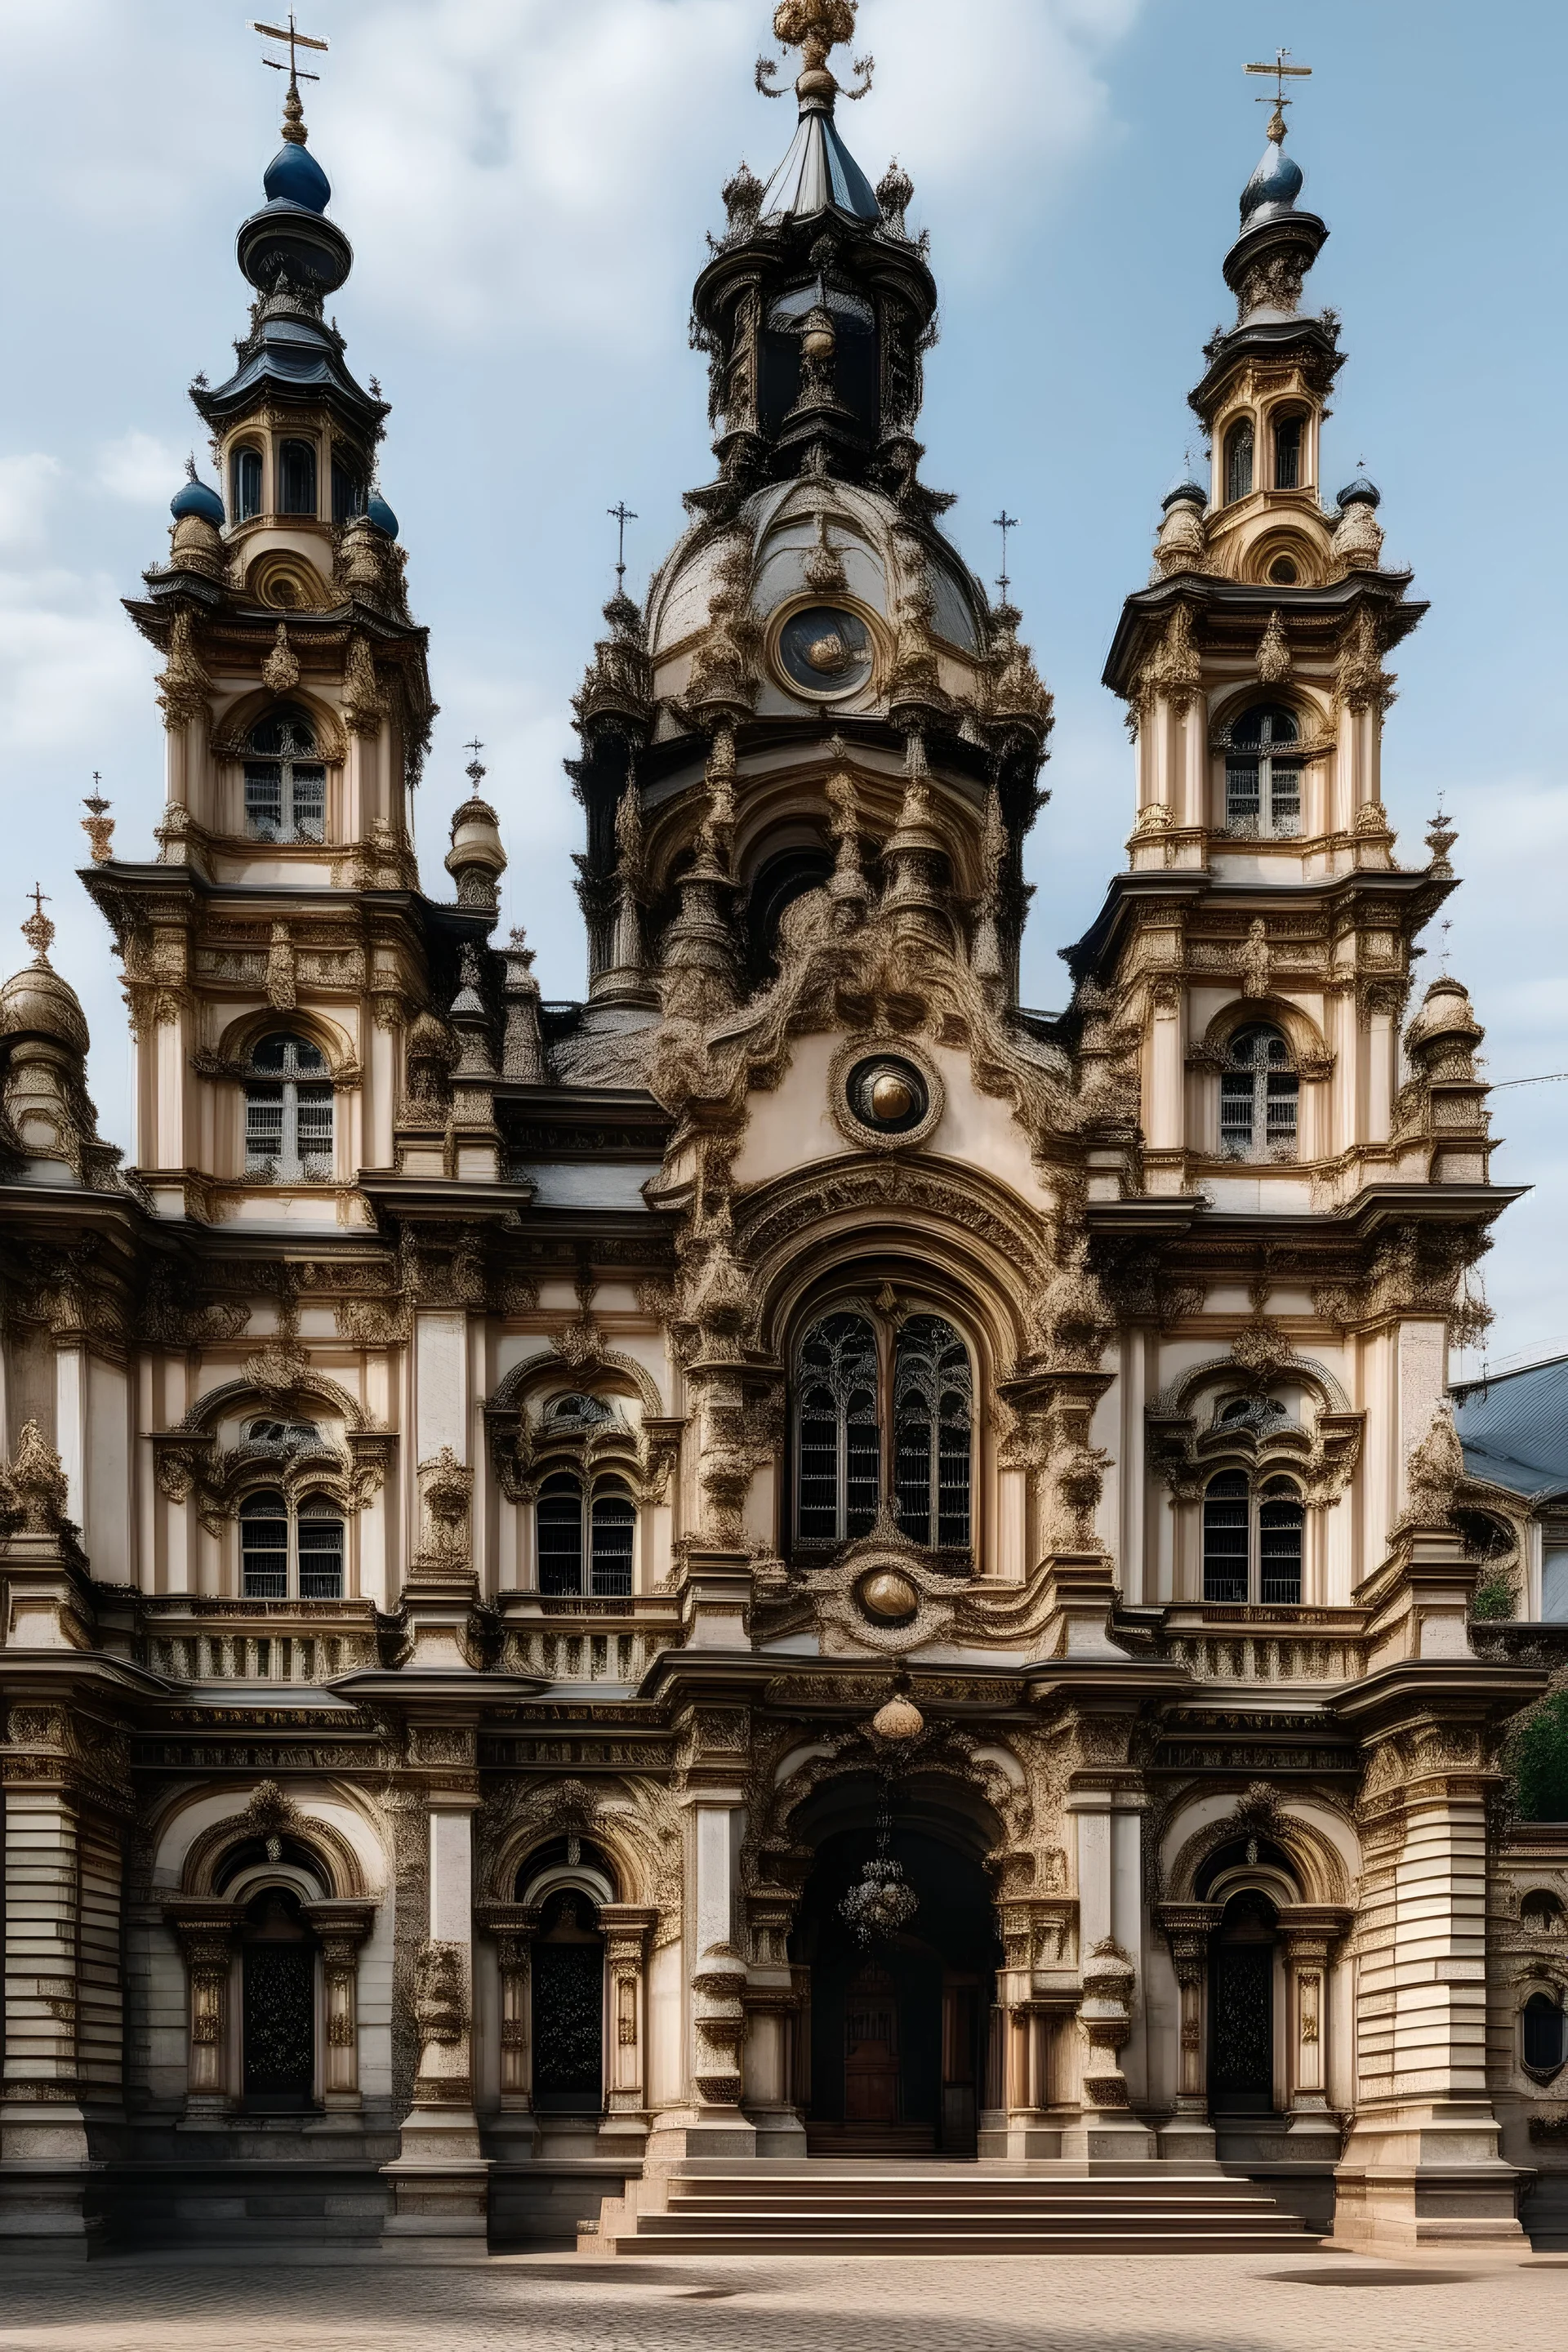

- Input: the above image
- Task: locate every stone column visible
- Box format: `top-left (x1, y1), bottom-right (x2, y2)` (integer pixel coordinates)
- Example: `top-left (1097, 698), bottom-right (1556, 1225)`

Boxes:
top-left (1277, 1905), bottom-right (1352, 2162)
top-left (1156, 1901), bottom-right (1220, 2163)
top-left (600, 1904), bottom-right (657, 2159)
top-left (1062, 1765), bottom-right (1156, 2162)
top-left (165, 1902), bottom-right (239, 2120)
top-left (742, 1886), bottom-right (807, 2158)
top-left (490, 1911), bottom-right (540, 2114)
top-left (383, 1771), bottom-right (491, 2252)
top-left (305, 1901), bottom-right (376, 2122)
top-left (1333, 1700), bottom-right (1528, 2247)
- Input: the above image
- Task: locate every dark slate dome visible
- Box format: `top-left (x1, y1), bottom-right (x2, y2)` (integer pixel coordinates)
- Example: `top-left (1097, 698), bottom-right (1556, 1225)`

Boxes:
top-left (1241, 136), bottom-right (1304, 224)
top-left (367, 490), bottom-right (400, 538)
top-left (1162, 468), bottom-right (1208, 510)
top-left (1337, 473), bottom-right (1382, 509)
top-left (264, 138), bottom-right (331, 215)
top-left (171, 474), bottom-right (225, 526)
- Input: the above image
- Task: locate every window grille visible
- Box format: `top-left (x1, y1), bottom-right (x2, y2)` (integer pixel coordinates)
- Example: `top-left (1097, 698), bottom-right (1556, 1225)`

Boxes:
top-left (534, 1472), bottom-right (638, 1597)
top-left (278, 438), bottom-right (318, 517)
top-left (1273, 412), bottom-right (1303, 489)
top-left (795, 1312), bottom-right (880, 1543)
top-left (243, 1034), bottom-right (333, 1182)
top-left (240, 1487), bottom-right (345, 1601)
top-left (244, 710), bottom-right (327, 844)
top-left (1225, 418), bottom-right (1254, 503)
top-left (1203, 1468), bottom-right (1303, 1605)
top-left (1224, 703), bottom-right (1301, 837)
top-left (231, 445), bottom-right (263, 521)
top-left (1221, 1024), bottom-right (1298, 1160)
top-left (893, 1313), bottom-right (973, 1548)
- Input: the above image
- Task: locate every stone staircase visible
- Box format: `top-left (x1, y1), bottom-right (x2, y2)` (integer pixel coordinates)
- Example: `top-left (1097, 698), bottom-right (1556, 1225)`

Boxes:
top-left (584, 2164), bottom-right (1324, 2256)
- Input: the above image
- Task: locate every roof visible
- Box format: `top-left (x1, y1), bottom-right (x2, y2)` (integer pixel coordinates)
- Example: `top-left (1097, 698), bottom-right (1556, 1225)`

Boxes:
top-left (1452, 1354), bottom-right (1568, 1499)
top-left (758, 105), bottom-right (880, 225)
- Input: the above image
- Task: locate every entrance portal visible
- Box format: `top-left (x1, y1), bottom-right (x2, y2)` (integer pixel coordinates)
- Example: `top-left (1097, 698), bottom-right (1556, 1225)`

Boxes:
top-left (791, 1792), bottom-right (1001, 2157)
top-left (1209, 1890), bottom-right (1276, 2114)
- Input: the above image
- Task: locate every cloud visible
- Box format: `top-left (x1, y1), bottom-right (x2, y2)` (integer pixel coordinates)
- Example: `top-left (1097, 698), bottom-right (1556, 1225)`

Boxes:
top-left (0, 455), bottom-right (63, 554)
top-left (97, 429), bottom-right (188, 506)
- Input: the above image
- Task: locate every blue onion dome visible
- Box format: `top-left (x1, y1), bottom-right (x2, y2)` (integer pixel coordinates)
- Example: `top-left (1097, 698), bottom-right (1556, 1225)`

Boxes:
top-left (1241, 136), bottom-right (1304, 225)
top-left (367, 489), bottom-right (400, 538)
top-left (1337, 472), bottom-right (1381, 509)
top-left (263, 138), bottom-right (332, 215)
top-left (1162, 467), bottom-right (1207, 510)
top-left (171, 471), bottom-right (225, 526)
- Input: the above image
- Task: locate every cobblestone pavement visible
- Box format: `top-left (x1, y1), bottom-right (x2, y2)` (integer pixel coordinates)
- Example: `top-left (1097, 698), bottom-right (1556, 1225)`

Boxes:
top-left (2, 2251), bottom-right (1566, 2352)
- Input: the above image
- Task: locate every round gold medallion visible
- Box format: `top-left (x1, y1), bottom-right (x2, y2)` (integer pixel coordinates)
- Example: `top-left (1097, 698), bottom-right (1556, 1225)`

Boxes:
top-left (869, 1070), bottom-right (915, 1122)
top-left (859, 1568), bottom-right (919, 1624)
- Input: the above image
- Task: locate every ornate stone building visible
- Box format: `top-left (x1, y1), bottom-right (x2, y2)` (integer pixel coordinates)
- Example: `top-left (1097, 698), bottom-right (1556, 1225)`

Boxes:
top-left (2, 4), bottom-right (1566, 2258)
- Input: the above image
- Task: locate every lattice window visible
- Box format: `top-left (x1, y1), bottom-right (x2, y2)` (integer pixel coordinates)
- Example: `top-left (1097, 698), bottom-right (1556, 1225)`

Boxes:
top-left (1225, 417), bottom-right (1254, 504)
top-left (1220, 1023), bottom-right (1298, 1161)
top-left (1224, 703), bottom-right (1301, 837)
top-left (244, 1033), bottom-right (333, 1182)
top-left (240, 1487), bottom-right (344, 1601)
top-left (535, 1472), bottom-right (637, 1598)
top-left (244, 709), bottom-right (327, 844)
top-left (1202, 1469), bottom-right (1303, 1606)
top-left (893, 1313), bottom-right (973, 1548)
top-left (795, 1312), bottom-right (880, 1544)
top-left (230, 444), bottom-right (262, 522)
top-left (1273, 412), bottom-right (1303, 490)
top-left (278, 438), bottom-right (318, 517)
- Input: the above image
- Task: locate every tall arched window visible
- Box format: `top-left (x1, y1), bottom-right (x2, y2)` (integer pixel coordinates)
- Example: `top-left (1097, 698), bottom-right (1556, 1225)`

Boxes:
top-left (1523, 1991), bottom-right (1566, 2079)
top-left (1221, 1024), bottom-right (1298, 1160)
top-left (535, 1472), bottom-right (635, 1597)
top-left (241, 1489), bottom-right (345, 1599)
top-left (1224, 417), bottom-right (1255, 504)
top-left (796, 1312), bottom-right (880, 1543)
top-left (1224, 703), bottom-right (1301, 835)
top-left (230, 444), bottom-right (263, 522)
top-left (278, 438), bottom-right (318, 517)
top-left (795, 1305), bottom-right (974, 1553)
top-left (245, 709), bottom-right (326, 843)
top-left (893, 1313), bottom-right (973, 1548)
top-left (1203, 1470), bottom-right (1303, 1605)
top-left (330, 452), bottom-right (366, 524)
top-left (531, 1890), bottom-right (604, 2114)
top-left (241, 1888), bottom-right (318, 2110)
top-left (244, 1033), bottom-right (333, 1181)
top-left (1272, 411), bottom-right (1304, 490)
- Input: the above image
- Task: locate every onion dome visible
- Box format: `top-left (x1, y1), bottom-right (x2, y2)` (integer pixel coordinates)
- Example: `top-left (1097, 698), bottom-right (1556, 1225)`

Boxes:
top-left (1, 902), bottom-right (89, 1056)
top-left (236, 84), bottom-right (351, 299)
top-left (367, 489), bottom-right (400, 538)
top-left (1337, 472), bottom-right (1381, 509)
top-left (263, 139), bottom-right (331, 216)
top-left (1161, 467), bottom-right (1207, 511)
top-left (1241, 136), bottom-right (1305, 225)
top-left (171, 470), bottom-right (225, 527)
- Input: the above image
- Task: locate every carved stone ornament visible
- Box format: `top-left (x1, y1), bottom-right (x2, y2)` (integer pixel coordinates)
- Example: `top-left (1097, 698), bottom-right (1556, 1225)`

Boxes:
top-left (827, 1032), bottom-right (945, 1153)
top-left (791, 1505), bottom-right (962, 1656)
top-left (413, 1446), bottom-right (474, 1578)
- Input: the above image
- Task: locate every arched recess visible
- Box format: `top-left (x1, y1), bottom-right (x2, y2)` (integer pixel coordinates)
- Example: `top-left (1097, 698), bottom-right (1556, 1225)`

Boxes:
top-left (1197, 998), bottom-right (1333, 1085)
top-left (1147, 1351), bottom-right (1362, 1510)
top-left (208, 1007), bottom-right (363, 1086)
top-left (179, 1787), bottom-right (372, 1904)
top-left (478, 1773), bottom-right (682, 1946)
top-left (210, 684), bottom-right (349, 766)
top-left (1209, 681), bottom-right (1333, 752)
top-left (151, 1374), bottom-right (393, 1539)
top-left (483, 1350), bottom-right (675, 1510)
top-left (1160, 1788), bottom-right (1355, 1911)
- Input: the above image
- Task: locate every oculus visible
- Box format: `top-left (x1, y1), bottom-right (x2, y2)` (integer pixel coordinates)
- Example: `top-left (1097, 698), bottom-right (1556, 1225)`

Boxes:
top-left (847, 1054), bottom-right (929, 1135)
top-left (777, 603), bottom-right (874, 698)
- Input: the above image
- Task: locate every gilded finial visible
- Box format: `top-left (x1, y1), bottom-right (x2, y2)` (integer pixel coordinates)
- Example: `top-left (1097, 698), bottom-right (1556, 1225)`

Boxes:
top-left (252, 13), bottom-right (329, 145)
top-left (82, 776), bottom-right (115, 865)
top-left (21, 884), bottom-right (54, 967)
top-left (756, 0), bottom-right (873, 108)
top-left (1245, 47), bottom-right (1311, 144)
top-left (463, 736), bottom-right (487, 790)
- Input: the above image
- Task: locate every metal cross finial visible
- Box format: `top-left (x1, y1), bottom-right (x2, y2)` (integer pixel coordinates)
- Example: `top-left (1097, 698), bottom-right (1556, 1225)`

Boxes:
top-left (252, 13), bottom-right (328, 90)
top-left (1245, 47), bottom-right (1310, 140)
top-left (992, 510), bottom-right (1018, 604)
top-left (462, 736), bottom-right (487, 788)
top-left (21, 884), bottom-right (54, 964)
top-left (608, 501), bottom-right (638, 591)
top-left (1439, 917), bottom-right (1453, 973)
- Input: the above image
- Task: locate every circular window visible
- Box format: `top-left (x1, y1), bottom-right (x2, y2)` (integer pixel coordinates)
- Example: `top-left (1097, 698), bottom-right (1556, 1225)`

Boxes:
top-left (1268, 555), bottom-right (1298, 585)
top-left (776, 604), bottom-right (875, 699)
top-left (847, 1055), bottom-right (929, 1134)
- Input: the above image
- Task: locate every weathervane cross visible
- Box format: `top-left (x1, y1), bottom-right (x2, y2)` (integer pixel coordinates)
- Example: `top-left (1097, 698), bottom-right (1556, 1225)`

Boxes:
top-left (1245, 47), bottom-right (1310, 140)
top-left (608, 501), bottom-right (639, 590)
top-left (252, 12), bottom-right (329, 90)
top-left (993, 510), bottom-right (1018, 603)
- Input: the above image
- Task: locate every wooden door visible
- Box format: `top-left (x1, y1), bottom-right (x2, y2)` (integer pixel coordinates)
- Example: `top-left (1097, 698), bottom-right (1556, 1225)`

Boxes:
top-left (844, 1962), bottom-right (899, 2123)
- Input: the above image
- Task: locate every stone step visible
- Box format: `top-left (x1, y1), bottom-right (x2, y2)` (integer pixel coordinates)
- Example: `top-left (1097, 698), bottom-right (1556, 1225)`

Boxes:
top-left (600, 2226), bottom-right (1318, 2256)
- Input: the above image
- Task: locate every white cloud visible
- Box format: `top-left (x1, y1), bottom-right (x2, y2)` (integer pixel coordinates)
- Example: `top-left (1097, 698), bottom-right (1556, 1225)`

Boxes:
top-left (98, 429), bottom-right (188, 506)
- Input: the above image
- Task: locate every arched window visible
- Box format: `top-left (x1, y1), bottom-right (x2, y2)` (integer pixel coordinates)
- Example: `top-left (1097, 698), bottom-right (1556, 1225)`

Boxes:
top-left (245, 1416), bottom-right (325, 1456)
top-left (1224, 417), bottom-right (1254, 504)
top-left (795, 1312), bottom-right (881, 1544)
top-left (230, 444), bottom-right (263, 522)
top-left (1272, 411), bottom-right (1304, 490)
top-left (330, 453), bottom-right (365, 524)
top-left (242, 1888), bottom-right (318, 2109)
top-left (244, 708), bottom-right (326, 844)
top-left (240, 1488), bottom-right (345, 1600)
top-left (1203, 1470), bottom-right (1303, 1606)
top-left (278, 438), bottom-right (318, 517)
top-left (535, 1472), bottom-right (636, 1597)
top-left (244, 1033), bottom-right (333, 1181)
top-left (893, 1313), bottom-right (973, 1548)
top-left (1521, 1891), bottom-right (1566, 1936)
top-left (1224, 703), bottom-right (1301, 835)
top-left (1523, 1991), bottom-right (1566, 2078)
top-left (1220, 1024), bottom-right (1298, 1160)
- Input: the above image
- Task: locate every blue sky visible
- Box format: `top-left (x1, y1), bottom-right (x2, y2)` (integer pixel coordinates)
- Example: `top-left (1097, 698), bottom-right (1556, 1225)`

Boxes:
top-left (2, 0), bottom-right (1565, 1374)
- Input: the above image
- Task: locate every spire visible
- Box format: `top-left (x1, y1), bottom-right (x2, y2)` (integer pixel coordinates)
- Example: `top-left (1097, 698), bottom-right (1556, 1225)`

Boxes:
top-left (755, 1), bottom-right (880, 225)
top-left (1223, 53), bottom-right (1326, 320)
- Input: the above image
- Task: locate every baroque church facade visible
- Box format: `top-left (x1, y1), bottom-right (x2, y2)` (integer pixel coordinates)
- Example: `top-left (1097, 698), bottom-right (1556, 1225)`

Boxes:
top-left (2, 2), bottom-right (1566, 2256)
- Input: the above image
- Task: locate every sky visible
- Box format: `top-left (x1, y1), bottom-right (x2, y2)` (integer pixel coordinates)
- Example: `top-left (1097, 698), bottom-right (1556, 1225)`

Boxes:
top-left (1, 0), bottom-right (1565, 1377)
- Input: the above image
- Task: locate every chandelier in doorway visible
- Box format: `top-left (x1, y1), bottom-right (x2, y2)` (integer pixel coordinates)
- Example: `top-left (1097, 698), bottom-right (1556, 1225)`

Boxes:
top-left (839, 1793), bottom-right (919, 1945)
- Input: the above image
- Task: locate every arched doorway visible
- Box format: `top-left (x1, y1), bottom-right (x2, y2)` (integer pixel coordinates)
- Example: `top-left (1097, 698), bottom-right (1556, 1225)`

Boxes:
top-left (789, 1775), bottom-right (1002, 2156)
top-left (1209, 1890), bottom-right (1277, 2116)
top-left (529, 1888), bottom-right (606, 2115)
top-left (239, 1887), bottom-right (318, 2110)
